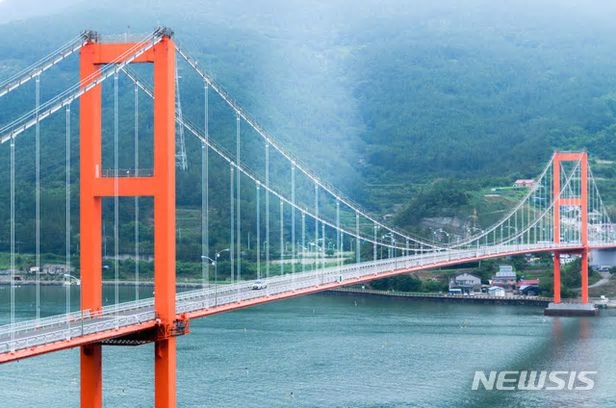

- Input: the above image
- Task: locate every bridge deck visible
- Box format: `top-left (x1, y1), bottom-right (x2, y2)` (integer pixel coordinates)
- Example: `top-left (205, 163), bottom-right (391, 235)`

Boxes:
top-left (0, 242), bottom-right (610, 363)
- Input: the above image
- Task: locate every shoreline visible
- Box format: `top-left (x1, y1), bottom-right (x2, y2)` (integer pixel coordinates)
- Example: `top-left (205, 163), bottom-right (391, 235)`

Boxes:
top-left (327, 287), bottom-right (616, 309)
top-left (327, 287), bottom-right (553, 307)
top-left (4, 280), bottom-right (613, 309)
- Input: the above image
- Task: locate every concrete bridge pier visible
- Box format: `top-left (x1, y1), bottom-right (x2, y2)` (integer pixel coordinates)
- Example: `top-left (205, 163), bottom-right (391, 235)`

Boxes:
top-left (544, 152), bottom-right (598, 317)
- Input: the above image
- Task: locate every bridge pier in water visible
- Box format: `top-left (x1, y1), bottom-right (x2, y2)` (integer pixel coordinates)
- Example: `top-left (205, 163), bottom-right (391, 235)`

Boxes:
top-left (546, 152), bottom-right (597, 317)
top-left (79, 29), bottom-right (185, 407)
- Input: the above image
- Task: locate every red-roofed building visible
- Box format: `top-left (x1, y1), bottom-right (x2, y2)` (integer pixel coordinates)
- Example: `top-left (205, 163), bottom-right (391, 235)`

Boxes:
top-left (517, 279), bottom-right (540, 290)
top-left (513, 179), bottom-right (535, 188)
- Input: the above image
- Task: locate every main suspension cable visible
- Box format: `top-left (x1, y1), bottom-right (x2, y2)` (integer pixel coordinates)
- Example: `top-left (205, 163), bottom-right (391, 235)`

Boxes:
top-left (0, 32), bottom-right (89, 98)
top-left (0, 31), bottom-right (162, 143)
top-left (174, 44), bottom-right (442, 250)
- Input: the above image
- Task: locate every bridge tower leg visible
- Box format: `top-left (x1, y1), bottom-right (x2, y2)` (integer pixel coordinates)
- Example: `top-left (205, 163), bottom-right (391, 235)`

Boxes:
top-left (79, 37), bottom-right (104, 408)
top-left (553, 253), bottom-right (561, 303)
top-left (79, 30), bottom-right (177, 408)
top-left (552, 152), bottom-right (589, 304)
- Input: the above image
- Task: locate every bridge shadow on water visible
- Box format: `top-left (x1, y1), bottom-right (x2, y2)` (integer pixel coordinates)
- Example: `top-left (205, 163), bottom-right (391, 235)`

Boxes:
top-left (460, 312), bottom-right (616, 408)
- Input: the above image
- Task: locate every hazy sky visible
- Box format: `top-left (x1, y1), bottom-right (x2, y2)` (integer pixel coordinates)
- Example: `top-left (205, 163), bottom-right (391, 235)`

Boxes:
top-left (0, 0), bottom-right (84, 23)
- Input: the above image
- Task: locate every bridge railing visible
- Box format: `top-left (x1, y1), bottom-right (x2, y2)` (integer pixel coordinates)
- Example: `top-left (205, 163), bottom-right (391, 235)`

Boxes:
top-left (0, 309), bottom-right (155, 354)
top-left (176, 242), bottom-right (573, 314)
top-left (0, 241), bottom-right (591, 356)
top-left (0, 309), bottom-right (92, 337)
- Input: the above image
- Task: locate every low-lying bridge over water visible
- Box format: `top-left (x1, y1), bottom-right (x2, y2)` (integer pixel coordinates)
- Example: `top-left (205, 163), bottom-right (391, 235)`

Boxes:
top-left (1, 240), bottom-right (610, 363)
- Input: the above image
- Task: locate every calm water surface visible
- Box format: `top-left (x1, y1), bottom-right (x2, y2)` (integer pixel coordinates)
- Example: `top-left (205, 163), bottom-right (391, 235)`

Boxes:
top-left (0, 285), bottom-right (615, 407)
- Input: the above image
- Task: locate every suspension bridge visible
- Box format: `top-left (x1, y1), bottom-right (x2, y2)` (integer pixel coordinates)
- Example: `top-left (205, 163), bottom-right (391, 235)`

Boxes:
top-left (0, 28), bottom-right (614, 407)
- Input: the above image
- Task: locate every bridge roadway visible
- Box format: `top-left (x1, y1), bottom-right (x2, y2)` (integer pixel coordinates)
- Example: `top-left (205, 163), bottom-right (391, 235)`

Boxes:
top-left (0, 241), bottom-right (607, 363)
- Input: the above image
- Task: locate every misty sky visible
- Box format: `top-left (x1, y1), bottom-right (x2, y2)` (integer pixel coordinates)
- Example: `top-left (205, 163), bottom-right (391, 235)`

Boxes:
top-left (0, 0), bottom-right (84, 23)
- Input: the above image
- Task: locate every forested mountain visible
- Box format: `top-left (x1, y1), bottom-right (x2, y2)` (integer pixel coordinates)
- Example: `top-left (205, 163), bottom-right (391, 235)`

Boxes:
top-left (2, 0), bottom-right (616, 241)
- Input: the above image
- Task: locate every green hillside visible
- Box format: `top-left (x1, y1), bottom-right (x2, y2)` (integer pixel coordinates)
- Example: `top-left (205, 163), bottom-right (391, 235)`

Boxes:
top-left (1, 0), bottom-right (616, 247)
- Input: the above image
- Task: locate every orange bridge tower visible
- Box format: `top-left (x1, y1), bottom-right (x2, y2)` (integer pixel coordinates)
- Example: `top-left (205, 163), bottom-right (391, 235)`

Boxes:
top-left (546, 151), bottom-right (595, 316)
top-left (79, 28), bottom-right (184, 407)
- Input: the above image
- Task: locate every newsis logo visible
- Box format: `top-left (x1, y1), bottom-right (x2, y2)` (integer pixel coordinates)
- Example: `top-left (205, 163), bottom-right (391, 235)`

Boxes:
top-left (472, 370), bottom-right (597, 391)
